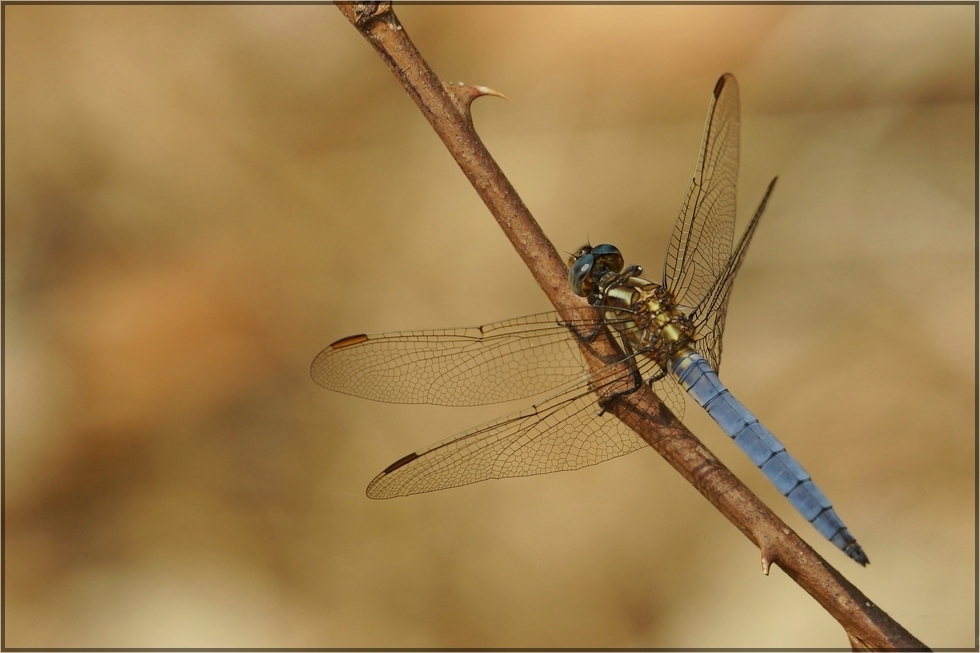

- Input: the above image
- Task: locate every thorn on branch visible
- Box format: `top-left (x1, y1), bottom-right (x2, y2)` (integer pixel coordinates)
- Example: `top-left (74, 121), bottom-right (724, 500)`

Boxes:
top-left (759, 531), bottom-right (786, 576)
top-left (442, 81), bottom-right (508, 128)
top-left (761, 550), bottom-right (775, 576)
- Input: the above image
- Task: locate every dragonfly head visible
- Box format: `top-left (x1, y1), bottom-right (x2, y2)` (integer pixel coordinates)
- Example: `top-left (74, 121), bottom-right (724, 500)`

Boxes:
top-left (568, 243), bottom-right (624, 297)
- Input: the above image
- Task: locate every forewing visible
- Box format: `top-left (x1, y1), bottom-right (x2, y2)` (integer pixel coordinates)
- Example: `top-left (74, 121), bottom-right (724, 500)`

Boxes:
top-left (663, 73), bottom-right (740, 311)
top-left (311, 308), bottom-right (606, 406)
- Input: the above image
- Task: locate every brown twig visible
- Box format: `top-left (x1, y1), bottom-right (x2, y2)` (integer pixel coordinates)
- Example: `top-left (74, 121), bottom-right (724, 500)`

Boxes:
top-left (334, 3), bottom-right (928, 650)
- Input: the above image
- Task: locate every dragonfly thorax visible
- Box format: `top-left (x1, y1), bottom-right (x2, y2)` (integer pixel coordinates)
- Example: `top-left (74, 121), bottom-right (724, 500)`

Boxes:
top-left (569, 244), bottom-right (695, 365)
top-left (597, 272), bottom-right (696, 365)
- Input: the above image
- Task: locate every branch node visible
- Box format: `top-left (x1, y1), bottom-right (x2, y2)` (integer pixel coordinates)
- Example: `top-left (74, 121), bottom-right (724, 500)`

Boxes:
top-left (847, 631), bottom-right (872, 651)
top-left (353, 1), bottom-right (393, 28)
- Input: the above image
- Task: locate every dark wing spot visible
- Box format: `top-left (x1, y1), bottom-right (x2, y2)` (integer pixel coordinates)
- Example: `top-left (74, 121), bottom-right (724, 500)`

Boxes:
top-left (330, 334), bottom-right (369, 349)
top-left (382, 452), bottom-right (419, 475)
top-left (713, 75), bottom-right (727, 98)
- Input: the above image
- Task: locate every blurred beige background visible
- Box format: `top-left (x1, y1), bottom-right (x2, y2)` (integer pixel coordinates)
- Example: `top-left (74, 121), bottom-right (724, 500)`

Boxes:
top-left (4, 4), bottom-right (975, 648)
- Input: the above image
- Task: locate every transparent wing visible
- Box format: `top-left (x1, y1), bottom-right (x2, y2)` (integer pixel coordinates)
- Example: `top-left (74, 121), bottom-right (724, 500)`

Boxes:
top-left (311, 308), bottom-right (629, 406)
top-left (691, 177), bottom-right (778, 369)
top-left (312, 310), bottom-right (589, 406)
top-left (663, 73), bottom-right (740, 312)
top-left (365, 353), bottom-right (687, 499)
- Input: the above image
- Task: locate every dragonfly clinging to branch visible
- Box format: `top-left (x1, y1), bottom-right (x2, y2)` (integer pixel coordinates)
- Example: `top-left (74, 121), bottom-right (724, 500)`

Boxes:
top-left (312, 73), bottom-right (868, 566)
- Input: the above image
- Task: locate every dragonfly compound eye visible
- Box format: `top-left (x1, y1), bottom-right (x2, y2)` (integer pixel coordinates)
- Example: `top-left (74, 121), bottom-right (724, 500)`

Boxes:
top-left (568, 252), bottom-right (596, 297)
top-left (590, 244), bottom-right (624, 274)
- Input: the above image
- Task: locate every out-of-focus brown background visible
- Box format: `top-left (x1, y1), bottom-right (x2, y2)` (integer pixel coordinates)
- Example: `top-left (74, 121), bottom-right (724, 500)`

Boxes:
top-left (4, 4), bottom-right (975, 648)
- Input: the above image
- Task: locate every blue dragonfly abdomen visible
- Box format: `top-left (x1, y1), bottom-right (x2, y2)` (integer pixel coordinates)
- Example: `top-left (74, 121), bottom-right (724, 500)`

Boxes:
top-left (672, 350), bottom-right (868, 565)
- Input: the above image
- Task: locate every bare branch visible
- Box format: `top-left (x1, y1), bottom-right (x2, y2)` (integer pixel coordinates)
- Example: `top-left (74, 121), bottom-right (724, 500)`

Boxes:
top-left (334, 3), bottom-right (929, 649)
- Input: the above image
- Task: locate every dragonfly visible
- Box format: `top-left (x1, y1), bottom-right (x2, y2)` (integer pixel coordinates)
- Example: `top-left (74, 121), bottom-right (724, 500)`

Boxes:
top-left (312, 73), bottom-right (868, 566)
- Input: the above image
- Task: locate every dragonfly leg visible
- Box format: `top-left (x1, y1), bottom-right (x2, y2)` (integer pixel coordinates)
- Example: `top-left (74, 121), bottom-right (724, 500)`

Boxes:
top-left (561, 316), bottom-right (606, 343)
top-left (596, 341), bottom-right (646, 416)
top-left (646, 367), bottom-right (668, 387)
